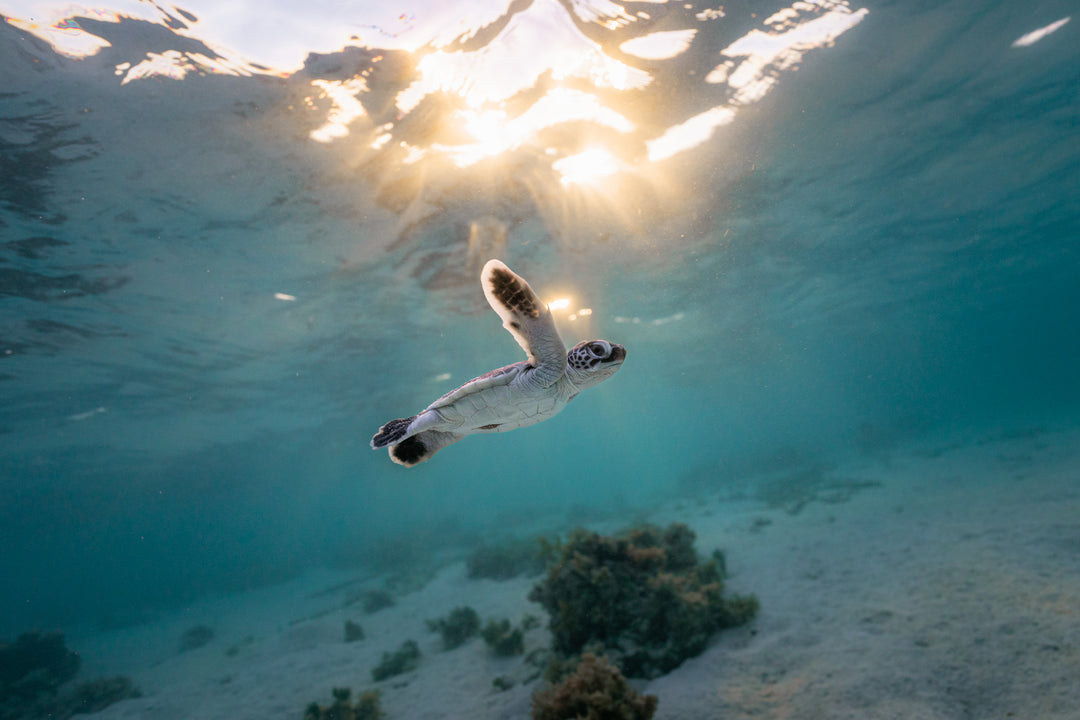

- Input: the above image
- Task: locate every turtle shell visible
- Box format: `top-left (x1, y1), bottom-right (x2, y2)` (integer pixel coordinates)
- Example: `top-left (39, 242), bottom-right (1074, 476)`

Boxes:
top-left (424, 361), bottom-right (563, 432)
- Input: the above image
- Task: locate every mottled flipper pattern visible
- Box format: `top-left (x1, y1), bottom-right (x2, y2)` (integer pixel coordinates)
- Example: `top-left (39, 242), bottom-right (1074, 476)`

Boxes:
top-left (371, 416), bottom-right (416, 449)
top-left (481, 259), bottom-right (565, 387)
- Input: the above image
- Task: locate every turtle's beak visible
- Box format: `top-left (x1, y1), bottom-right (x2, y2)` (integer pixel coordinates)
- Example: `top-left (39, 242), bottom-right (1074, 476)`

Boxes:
top-left (608, 344), bottom-right (626, 363)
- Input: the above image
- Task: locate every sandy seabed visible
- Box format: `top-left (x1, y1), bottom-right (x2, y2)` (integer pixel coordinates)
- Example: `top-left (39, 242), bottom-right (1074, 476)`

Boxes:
top-left (74, 426), bottom-right (1080, 720)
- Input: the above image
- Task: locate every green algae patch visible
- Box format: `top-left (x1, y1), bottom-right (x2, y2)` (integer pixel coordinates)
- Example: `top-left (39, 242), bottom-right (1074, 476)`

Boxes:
top-left (529, 523), bottom-right (758, 679)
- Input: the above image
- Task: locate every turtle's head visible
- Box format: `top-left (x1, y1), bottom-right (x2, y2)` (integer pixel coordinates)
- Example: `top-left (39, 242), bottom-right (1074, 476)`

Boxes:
top-left (565, 340), bottom-right (626, 389)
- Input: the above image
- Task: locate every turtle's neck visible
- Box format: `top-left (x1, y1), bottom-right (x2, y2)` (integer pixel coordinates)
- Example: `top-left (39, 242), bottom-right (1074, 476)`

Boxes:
top-left (561, 367), bottom-right (583, 397)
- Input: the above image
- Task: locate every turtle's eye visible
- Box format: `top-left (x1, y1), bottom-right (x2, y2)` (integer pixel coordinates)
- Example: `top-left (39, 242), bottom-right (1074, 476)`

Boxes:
top-left (589, 342), bottom-right (608, 357)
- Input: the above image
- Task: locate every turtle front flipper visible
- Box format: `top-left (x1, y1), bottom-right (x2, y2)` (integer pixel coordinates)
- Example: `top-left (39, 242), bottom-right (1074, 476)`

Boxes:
top-left (389, 430), bottom-right (462, 467)
top-left (481, 259), bottom-right (566, 388)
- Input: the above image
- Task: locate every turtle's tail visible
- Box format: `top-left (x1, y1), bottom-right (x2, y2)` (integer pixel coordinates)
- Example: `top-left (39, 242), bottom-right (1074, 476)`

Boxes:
top-left (371, 416), bottom-right (416, 449)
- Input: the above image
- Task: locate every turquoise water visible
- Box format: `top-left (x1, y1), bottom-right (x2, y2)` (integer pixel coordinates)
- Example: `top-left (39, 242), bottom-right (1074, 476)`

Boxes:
top-left (1, 0), bottom-right (1077, 684)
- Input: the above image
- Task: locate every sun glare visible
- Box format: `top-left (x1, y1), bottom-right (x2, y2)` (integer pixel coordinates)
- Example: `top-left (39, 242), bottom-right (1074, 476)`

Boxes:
top-left (553, 148), bottom-right (622, 186)
top-left (431, 89), bottom-right (636, 169)
top-left (438, 108), bottom-right (516, 166)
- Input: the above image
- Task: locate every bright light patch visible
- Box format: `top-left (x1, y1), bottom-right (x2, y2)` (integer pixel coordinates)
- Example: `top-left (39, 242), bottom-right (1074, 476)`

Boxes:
top-left (439, 108), bottom-right (515, 166)
top-left (401, 142), bottom-right (427, 164)
top-left (433, 372), bottom-right (452, 382)
top-left (719, 6), bottom-right (868, 104)
top-left (705, 61), bottom-right (733, 84)
top-left (274, 292), bottom-right (296, 301)
top-left (619, 29), bottom-right (697, 60)
top-left (578, 308), bottom-right (593, 316)
top-left (119, 50), bottom-right (191, 84)
top-left (567, 0), bottom-right (637, 27)
top-left (113, 49), bottom-right (256, 85)
top-left (309, 78), bottom-right (368, 143)
top-left (395, 0), bottom-right (649, 114)
top-left (68, 406), bottom-right (107, 422)
top-left (646, 106), bottom-right (736, 162)
top-left (548, 298), bottom-right (571, 311)
top-left (434, 89), bottom-right (635, 168)
top-left (6, 10), bottom-right (116, 59)
top-left (371, 131), bottom-right (393, 150)
top-left (554, 148), bottom-right (621, 186)
top-left (613, 312), bottom-right (684, 325)
top-left (464, 109), bottom-right (510, 141)
top-left (651, 311), bottom-right (685, 326)
top-left (533, 88), bottom-right (636, 133)
top-left (1011, 17), bottom-right (1070, 47)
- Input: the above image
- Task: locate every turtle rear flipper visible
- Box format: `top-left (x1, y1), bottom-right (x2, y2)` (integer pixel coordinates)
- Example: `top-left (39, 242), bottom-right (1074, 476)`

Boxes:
top-left (389, 430), bottom-right (462, 467)
top-left (371, 415), bottom-right (417, 449)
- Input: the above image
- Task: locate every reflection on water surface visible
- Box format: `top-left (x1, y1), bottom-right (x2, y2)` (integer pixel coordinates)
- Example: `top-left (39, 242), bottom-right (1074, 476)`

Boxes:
top-left (5, 0), bottom-right (867, 236)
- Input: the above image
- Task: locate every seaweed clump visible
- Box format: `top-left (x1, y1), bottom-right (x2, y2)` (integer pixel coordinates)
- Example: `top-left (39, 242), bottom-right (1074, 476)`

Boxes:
top-left (531, 653), bottom-right (657, 720)
top-left (371, 640), bottom-right (421, 682)
top-left (0, 631), bottom-right (80, 698)
top-left (303, 688), bottom-right (384, 720)
top-left (344, 621), bottom-right (365, 643)
top-left (425, 607), bottom-right (480, 650)
top-left (347, 589), bottom-right (395, 615)
top-left (480, 618), bottom-right (525, 657)
top-left (529, 523), bottom-right (758, 678)
top-left (1, 631), bottom-right (139, 720)
top-left (178, 625), bottom-right (214, 652)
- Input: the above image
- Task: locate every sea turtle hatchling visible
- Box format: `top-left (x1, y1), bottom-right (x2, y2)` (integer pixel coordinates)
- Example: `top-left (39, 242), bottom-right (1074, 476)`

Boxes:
top-left (371, 259), bottom-right (626, 467)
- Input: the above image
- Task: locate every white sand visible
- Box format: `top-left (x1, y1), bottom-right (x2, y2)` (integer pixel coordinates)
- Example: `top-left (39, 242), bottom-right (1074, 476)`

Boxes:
top-left (80, 426), bottom-right (1079, 719)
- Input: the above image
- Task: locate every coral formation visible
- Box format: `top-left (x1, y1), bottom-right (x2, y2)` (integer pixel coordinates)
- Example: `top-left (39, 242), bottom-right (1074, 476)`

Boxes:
top-left (367, 591), bottom-right (395, 614)
top-left (530, 653), bottom-right (657, 720)
top-left (528, 523), bottom-right (758, 678)
top-left (480, 619), bottom-right (525, 657)
top-left (1, 631), bottom-right (139, 720)
top-left (425, 607), bottom-right (480, 650)
top-left (0, 632), bottom-right (137, 720)
top-left (350, 589), bottom-right (395, 614)
top-left (371, 640), bottom-right (421, 682)
top-left (303, 688), bottom-right (384, 720)
top-left (0, 631), bottom-right (138, 720)
top-left (466, 537), bottom-right (550, 580)
top-left (0, 631), bottom-right (80, 697)
top-left (351, 690), bottom-right (384, 720)
top-left (178, 625), bottom-right (214, 652)
top-left (344, 621), bottom-right (365, 643)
